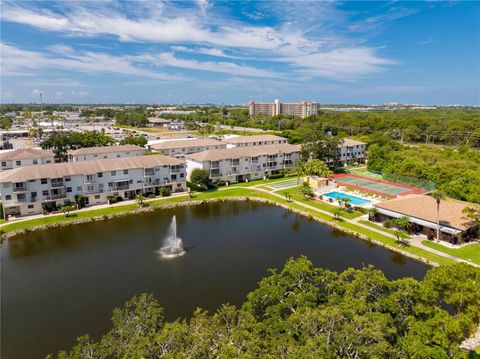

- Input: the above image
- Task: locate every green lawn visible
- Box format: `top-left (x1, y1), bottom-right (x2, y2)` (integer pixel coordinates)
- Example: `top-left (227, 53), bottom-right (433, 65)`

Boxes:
top-left (422, 240), bottom-right (480, 265)
top-left (0, 187), bottom-right (454, 266)
top-left (228, 176), bottom-right (301, 188)
top-left (359, 220), bottom-right (409, 239)
top-left (277, 189), bottom-right (363, 220)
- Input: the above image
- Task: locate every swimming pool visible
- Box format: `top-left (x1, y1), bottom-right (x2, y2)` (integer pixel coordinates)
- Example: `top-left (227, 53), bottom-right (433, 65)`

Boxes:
top-left (322, 191), bottom-right (371, 206)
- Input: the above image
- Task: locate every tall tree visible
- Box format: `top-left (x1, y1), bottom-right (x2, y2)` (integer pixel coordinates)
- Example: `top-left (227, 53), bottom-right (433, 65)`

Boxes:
top-left (431, 190), bottom-right (446, 242)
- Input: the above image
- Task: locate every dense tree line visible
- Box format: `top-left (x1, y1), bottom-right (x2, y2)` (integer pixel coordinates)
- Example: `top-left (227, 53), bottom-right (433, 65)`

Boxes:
top-left (229, 109), bottom-right (480, 147)
top-left (366, 134), bottom-right (480, 204)
top-left (50, 257), bottom-right (480, 358)
top-left (114, 112), bottom-right (148, 127)
top-left (41, 131), bottom-right (115, 161)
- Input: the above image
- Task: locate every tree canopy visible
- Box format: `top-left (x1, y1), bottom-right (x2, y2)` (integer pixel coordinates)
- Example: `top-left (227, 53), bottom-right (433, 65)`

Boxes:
top-left (41, 131), bottom-right (115, 161)
top-left (50, 258), bottom-right (480, 358)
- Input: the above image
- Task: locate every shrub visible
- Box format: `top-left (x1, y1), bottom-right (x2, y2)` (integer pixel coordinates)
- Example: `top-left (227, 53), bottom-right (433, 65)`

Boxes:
top-left (269, 173), bottom-right (285, 180)
top-left (160, 187), bottom-right (171, 197)
top-left (108, 196), bottom-right (118, 204)
top-left (74, 194), bottom-right (86, 209)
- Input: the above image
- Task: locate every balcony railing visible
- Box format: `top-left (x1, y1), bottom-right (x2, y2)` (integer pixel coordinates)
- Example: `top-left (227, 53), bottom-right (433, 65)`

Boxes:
top-left (210, 172), bottom-right (222, 178)
top-left (170, 168), bottom-right (181, 173)
top-left (13, 186), bottom-right (28, 192)
top-left (51, 182), bottom-right (64, 188)
top-left (144, 170), bottom-right (155, 177)
top-left (84, 188), bottom-right (105, 195)
top-left (110, 184), bottom-right (130, 191)
top-left (44, 193), bottom-right (67, 200)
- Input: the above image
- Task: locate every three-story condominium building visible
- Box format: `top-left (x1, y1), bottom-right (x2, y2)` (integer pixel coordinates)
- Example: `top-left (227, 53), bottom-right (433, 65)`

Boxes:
top-left (150, 138), bottom-right (227, 158)
top-left (0, 155), bottom-right (186, 218)
top-left (337, 139), bottom-right (367, 165)
top-left (221, 134), bottom-right (288, 148)
top-left (68, 144), bottom-right (145, 162)
top-left (186, 143), bottom-right (301, 183)
top-left (0, 148), bottom-right (55, 170)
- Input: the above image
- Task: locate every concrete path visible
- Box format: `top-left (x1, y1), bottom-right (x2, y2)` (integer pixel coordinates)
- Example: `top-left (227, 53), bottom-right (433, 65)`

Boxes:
top-left (224, 184), bottom-right (478, 267)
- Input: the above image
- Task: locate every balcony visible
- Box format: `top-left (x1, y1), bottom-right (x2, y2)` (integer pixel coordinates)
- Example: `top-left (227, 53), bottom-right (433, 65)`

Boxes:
top-left (170, 168), bottom-right (181, 173)
top-left (250, 165), bottom-right (261, 172)
top-left (144, 169), bottom-right (155, 177)
top-left (84, 178), bottom-right (96, 184)
top-left (267, 162), bottom-right (278, 168)
top-left (110, 184), bottom-right (130, 191)
top-left (13, 186), bottom-right (28, 193)
top-left (51, 181), bottom-right (64, 188)
top-left (210, 171), bottom-right (222, 178)
top-left (44, 193), bottom-right (67, 200)
top-left (84, 188), bottom-right (105, 195)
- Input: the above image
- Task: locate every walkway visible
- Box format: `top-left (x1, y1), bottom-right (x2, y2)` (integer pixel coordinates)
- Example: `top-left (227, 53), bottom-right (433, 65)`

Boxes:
top-left (224, 182), bottom-right (478, 267)
top-left (0, 192), bottom-right (189, 228)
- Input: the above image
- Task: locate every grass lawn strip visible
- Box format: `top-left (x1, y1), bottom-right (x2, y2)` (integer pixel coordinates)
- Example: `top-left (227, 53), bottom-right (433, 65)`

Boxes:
top-left (0, 187), bottom-right (455, 266)
top-left (359, 220), bottom-right (409, 239)
top-left (422, 240), bottom-right (480, 265)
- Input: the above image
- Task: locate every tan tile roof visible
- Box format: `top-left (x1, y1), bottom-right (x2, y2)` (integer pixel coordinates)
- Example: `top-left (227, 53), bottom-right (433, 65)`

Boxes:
top-left (1, 155), bottom-right (184, 183)
top-left (68, 144), bottom-right (145, 156)
top-left (186, 143), bottom-right (301, 162)
top-left (151, 138), bottom-right (225, 150)
top-left (374, 194), bottom-right (476, 231)
top-left (148, 118), bottom-right (170, 124)
top-left (340, 138), bottom-right (366, 147)
top-left (0, 148), bottom-right (54, 161)
top-left (221, 134), bottom-right (287, 144)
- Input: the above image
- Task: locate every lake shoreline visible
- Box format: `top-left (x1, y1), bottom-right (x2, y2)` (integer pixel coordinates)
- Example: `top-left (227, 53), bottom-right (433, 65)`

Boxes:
top-left (1, 196), bottom-right (436, 267)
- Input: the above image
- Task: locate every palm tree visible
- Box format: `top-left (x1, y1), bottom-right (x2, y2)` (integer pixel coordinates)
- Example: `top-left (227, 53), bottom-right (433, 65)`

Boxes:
top-left (431, 190), bottom-right (445, 242)
top-left (136, 193), bottom-right (145, 207)
top-left (342, 197), bottom-right (351, 209)
top-left (368, 207), bottom-right (379, 222)
top-left (394, 216), bottom-right (411, 244)
top-left (294, 160), bottom-right (304, 193)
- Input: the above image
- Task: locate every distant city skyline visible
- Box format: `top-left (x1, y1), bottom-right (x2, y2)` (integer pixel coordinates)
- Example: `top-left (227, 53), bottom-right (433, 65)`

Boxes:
top-left (1, 1), bottom-right (479, 105)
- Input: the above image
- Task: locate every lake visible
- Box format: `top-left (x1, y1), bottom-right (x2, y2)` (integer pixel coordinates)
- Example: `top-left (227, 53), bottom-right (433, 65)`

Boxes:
top-left (1, 201), bottom-right (429, 359)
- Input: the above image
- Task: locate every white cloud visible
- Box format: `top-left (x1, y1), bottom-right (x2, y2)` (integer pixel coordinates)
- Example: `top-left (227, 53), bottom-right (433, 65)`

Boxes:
top-left (1, 43), bottom-right (180, 81)
top-left (31, 89), bottom-right (43, 97)
top-left (0, 1), bottom-right (401, 82)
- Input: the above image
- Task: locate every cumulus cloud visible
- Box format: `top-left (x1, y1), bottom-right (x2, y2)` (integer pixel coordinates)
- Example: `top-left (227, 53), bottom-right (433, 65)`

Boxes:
top-left (0, 1), bottom-right (402, 81)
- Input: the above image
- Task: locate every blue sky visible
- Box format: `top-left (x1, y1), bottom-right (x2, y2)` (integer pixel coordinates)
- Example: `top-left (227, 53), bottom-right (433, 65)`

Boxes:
top-left (1, 1), bottom-right (479, 105)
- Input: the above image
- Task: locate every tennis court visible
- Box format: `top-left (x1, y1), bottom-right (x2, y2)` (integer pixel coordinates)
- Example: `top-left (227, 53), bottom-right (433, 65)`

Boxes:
top-left (266, 178), bottom-right (301, 190)
top-left (333, 174), bottom-right (427, 197)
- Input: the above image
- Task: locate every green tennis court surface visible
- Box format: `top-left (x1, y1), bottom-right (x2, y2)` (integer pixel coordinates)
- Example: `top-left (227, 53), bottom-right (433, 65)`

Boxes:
top-left (335, 175), bottom-right (410, 195)
top-left (266, 178), bottom-right (300, 190)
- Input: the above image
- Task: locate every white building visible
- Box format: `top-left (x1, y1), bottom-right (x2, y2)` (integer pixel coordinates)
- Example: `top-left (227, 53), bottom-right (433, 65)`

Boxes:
top-left (221, 134), bottom-right (288, 148)
top-left (1, 155), bottom-right (187, 218)
top-left (0, 148), bottom-right (55, 170)
top-left (337, 139), bottom-right (367, 165)
top-left (186, 143), bottom-right (301, 183)
top-left (150, 138), bottom-right (227, 158)
top-left (68, 144), bottom-right (145, 162)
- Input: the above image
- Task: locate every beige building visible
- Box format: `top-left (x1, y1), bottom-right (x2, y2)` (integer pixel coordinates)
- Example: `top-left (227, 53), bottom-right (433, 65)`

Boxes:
top-left (248, 100), bottom-right (320, 118)
top-left (221, 134), bottom-right (288, 148)
top-left (0, 148), bottom-right (55, 170)
top-left (68, 145), bottom-right (145, 162)
top-left (0, 155), bottom-right (186, 217)
top-left (374, 194), bottom-right (479, 243)
top-left (186, 143), bottom-right (301, 183)
top-left (150, 139), bottom-right (227, 158)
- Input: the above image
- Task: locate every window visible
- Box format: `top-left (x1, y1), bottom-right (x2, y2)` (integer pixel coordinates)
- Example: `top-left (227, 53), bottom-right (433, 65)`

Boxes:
top-left (117, 154), bottom-right (121, 157)
top-left (28, 204), bottom-right (34, 209)
top-left (180, 173), bottom-right (184, 178)
top-left (94, 154), bottom-right (98, 157)
top-left (103, 156), bottom-right (107, 159)
top-left (42, 190), bottom-right (49, 196)
top-left (3, 183), bottom-right (10, 189)
top-left (77, 186), bottom-right (82, 191)
top-left (31, 192), bottom-right (37, 197)
top-left (66, 187), bottom-right (72, 193)
top-left (111, 171), bottom-right (116, 176)
top-left (33, 159), bottom-right (38, 165)
top-left (123, 169), bottom-right (128, 175)
top-left (94, 195), bottom-right (101, 199)
top-left (65, 177), bottom-right (71, 182)
top-left (98, 172), bottom-right (103, 177)
top-left (16, 161), bottom-right (21, 166)
top-left (5, 195), bottom-right (11, 200)
top-left (1, 161), bottom-right (6, 167)
top-left (46, 160), bottom-right (51, 163)
top-left (108, 182), bottom-right (113, 187)
top-left (98, 183), bottom-right (104, 188)
top-left (41, 178), bottom-right (47, 184)
top-left (177, 183), bottom-right (182, 188)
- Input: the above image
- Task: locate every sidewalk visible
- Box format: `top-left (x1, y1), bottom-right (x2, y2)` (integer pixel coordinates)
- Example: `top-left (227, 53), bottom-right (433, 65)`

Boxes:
top-left (0, 192), bottom-right (189, 228)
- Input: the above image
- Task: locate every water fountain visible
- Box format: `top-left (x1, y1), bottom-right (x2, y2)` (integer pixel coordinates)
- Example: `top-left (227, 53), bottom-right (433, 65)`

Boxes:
top-left (157, 215), bottom-right (185, 258)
